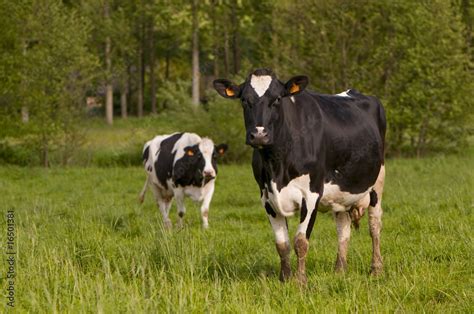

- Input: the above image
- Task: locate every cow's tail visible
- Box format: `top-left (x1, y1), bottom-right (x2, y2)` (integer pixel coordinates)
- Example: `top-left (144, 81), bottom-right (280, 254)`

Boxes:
top-left (142, 144), bottom-right (150, 165)
top-left (377, 99), bottom-right (387, 163)
top-left (139, 144), bottom-right (151, 204)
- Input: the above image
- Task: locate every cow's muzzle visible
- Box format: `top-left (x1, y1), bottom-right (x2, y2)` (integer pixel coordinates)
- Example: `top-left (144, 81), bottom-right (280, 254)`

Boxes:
top-left (248, 127), bottom-right (270, 147)
top-left (203, 171), bottom-right (215, 183)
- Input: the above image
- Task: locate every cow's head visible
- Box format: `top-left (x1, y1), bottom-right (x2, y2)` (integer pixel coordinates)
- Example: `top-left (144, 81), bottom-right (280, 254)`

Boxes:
top-left (174, 138), bottom-right (228, 186)
top-left (213, 68), bottom-right (308, 148)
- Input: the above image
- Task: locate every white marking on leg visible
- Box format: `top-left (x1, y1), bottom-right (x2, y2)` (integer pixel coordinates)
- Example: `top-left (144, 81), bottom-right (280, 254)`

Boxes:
top-left (369, 165), bottom-right (385, 274)
top-left (250, 75), bottom-right (272, 97)
top-left (296, 193), bottom-right (319, 235)
top-left (269, 214), bottom-right (290, 244)
top-left (334, 211), bottom-right (351, 271)
top-left (199, 180), bottom-right (215, 228)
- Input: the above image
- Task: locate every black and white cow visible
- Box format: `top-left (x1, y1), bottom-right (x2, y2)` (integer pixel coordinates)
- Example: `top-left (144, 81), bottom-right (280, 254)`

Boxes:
top-left (213, 69), bottom-right (386, 284)
top-left (139, 132), bottom-right (227, 229)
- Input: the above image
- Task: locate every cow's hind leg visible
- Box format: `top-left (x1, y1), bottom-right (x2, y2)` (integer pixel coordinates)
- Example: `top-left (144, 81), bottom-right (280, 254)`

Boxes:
top-left (368, 165), bottom-right (385, 275)
top-left (267, 205), bottom-right (291, 282)
top-left (138, 176), bottom-right (149, 204)
top-left (150, 183), bottom-right (172, 229)
top-left (334, 211), bottom-right (351, 273)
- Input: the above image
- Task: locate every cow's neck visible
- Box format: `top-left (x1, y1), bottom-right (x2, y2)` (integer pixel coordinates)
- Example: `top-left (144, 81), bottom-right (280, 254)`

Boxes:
top-left (256, 98), bottom-right (324, 190)
top-left (256, 122), bottom-right (299, 189)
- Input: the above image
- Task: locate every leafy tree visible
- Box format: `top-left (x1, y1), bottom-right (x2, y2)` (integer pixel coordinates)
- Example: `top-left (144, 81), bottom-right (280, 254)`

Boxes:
top-left (0, 1), bottom-right (97, 166)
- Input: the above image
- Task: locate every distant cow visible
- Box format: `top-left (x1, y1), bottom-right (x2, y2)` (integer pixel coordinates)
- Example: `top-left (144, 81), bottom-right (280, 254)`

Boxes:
top-left (213, 69), bottom-right (386, 284)
top-left (140, 133), bottom-right (227, 229)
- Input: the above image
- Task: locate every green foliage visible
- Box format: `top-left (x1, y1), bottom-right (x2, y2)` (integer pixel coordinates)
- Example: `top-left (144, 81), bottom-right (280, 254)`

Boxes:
top-left (1, 0), bottom-right (473, 166)
top-left (267, 0), bottom-right (473, 156)
top-left (0, 1), bottom-right (98, 166)
top-left (1, 155), bottom-right (472, 311)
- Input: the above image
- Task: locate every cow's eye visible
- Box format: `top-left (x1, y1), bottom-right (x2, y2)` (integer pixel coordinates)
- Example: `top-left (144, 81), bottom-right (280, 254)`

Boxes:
top-left (271, 97), bottom-right (281, 107)
top-left (242, 100), bottom-right (252, 109)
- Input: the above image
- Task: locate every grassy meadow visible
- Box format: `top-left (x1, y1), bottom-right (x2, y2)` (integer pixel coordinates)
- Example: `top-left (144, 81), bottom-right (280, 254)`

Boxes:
top-left (1, 153), bottom-right (473, 312)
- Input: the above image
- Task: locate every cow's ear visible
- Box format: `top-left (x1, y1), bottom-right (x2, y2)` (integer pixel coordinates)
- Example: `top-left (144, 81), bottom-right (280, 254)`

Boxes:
top-left (284, 76), bottom-right (309, 95)
top-left (215, 143), bottom-right (228, 156)
top-left (213, 79), bottom-right (241, 99)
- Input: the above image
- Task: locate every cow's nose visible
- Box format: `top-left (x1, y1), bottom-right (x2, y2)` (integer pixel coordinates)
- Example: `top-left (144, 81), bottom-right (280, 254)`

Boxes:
top-left (203, 170), bottom-right (215, 178)
top-left (249, 128), bottom-right (269, 146)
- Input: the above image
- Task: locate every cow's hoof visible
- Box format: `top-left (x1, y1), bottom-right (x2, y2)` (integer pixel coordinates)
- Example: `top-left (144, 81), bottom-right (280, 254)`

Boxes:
top-left (370, 265), bottom-right (383, 276)
top-left (295, 273), bottom-right (307, 286)
top-left (279, 270), bottom-right (292, 282)
top-left (202, 223), bottom-right (209, 229)
top-left (176, 220), bottom-right (184, 229)
top-left (164, 220), bottom-right (173, 230)
top-left (138, 195), bottom-right (144, 204)
top-left (334, 260), bottom-right (348, 274)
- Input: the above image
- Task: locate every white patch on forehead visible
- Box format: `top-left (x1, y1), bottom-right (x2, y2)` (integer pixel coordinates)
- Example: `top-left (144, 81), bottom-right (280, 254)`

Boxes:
top-left (200, 137), bottom-right (216, 174)
top-left (335, 90), bottom-right (351, 97)
top-left (250, 75), bottom-right (272, 97)
top-left (256, 126), bottom-right (265, 133)
top-left (199, 138), bottom-right (214, 155)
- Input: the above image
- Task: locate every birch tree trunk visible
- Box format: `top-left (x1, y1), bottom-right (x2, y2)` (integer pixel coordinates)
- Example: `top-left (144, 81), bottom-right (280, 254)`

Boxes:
top-left (191, 0), bottom-right (200, 106)
top-left (104, 2), bottom-right (113, 125)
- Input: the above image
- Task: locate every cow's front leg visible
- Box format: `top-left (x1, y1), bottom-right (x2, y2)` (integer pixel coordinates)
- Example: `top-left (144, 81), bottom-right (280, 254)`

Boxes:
top-left (334, 211), bottom-right (351, 273)
top-left (199, 181), bottom-right (215, 229)
top-left (174, 189), bottom-right (186, 228)
top-left (295, 197), bottom-right (319, 285)
top-left (267, 205), bottom-right (291, 282)
top-left (159, 201), bottom-right (172, 229)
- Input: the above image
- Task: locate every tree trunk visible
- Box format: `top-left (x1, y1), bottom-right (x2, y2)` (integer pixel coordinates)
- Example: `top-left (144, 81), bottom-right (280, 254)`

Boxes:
top-left (21, 43), bottom-right (29, 123)
top-left (212, 0), bottom-right (219, 77)
top-left (191, 0), bottom-right (200, 106)
top-left (121, 70), bottom-right (128, 119)
top-left (165, 52), bottom-right (170, 80)
top-left (105, 2), bottom-right (113, 125)
top-left (224, 31), bottom-right (229, 76)
top-left (21, 106), bottom-right (29, 123)
top-left (416, 116), bottom-right (429, 158)
top-left (150, 24), bottom-right (157, 114)
top-left (41, 133), bottom-right (49, 168)
top-left (137, 31), bottom-right (144, 118)
top-left (231, 0), bottom-right (240, 74)
top-left (341, 37), bottom-right (347, 89)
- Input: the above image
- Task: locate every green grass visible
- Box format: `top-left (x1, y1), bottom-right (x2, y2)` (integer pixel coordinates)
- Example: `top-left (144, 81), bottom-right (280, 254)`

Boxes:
top-left (1, 154), bottom-right (473, 312)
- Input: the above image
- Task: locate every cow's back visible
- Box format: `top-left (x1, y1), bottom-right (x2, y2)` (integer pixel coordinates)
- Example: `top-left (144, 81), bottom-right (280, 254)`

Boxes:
top-left (312, 91), bottom-right (386, 194)
top-left (143, 133), bottom-right (183, 189)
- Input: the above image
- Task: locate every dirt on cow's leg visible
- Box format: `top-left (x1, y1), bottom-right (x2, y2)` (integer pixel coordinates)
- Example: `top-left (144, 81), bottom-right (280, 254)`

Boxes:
top-left (294, 233), bottom-right (309, 285)
top-left (276, 242), bottom-right (292, 282)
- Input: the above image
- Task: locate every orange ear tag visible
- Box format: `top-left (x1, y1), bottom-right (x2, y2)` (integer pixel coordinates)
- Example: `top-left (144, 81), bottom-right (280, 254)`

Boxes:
top-left (289, 83), bottom-right (300, 94)
top-left (225, 87), bottom-right (235, 97)
top-left (187, 150), bottom-right (194, 157)
top-left (218, 148), bottom-right (225, 155)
